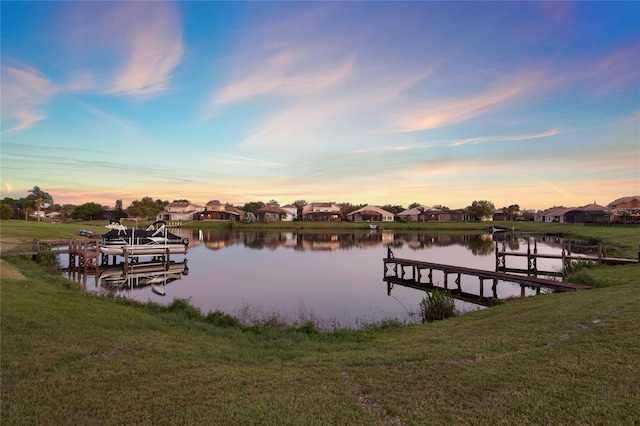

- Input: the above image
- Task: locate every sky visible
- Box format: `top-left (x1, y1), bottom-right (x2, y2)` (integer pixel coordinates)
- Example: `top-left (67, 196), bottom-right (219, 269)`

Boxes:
top-left (1, 1), bottom-right (638, 211)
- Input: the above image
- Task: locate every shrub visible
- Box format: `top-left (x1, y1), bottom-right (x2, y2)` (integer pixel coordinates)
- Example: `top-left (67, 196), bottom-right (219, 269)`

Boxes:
top-left (204, 310), bottom-right (242, 329)
top-left (166, 298), bottom-right (204, 320)
top-left (420, 288), bottom-right (456, 323)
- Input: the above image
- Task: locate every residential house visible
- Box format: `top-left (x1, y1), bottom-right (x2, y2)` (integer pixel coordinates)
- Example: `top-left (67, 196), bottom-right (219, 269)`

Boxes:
top-left (493, 211), bottom-right (508, 221)
top-left (199, 200), bottom-right (243, 221)
top-left (434, 209), bottom-right (468, 222)
top-left (255, 205), bottom-right (291, 222)
top-left (535, 207), bottom-right (572, 223)
top-left (608, 195), bottom-right (640, 210)
top-left (535, 203), bottom-right (608, 224)
top-left (280, 204), bottom-right (298, 221)
top-left (346, 205), bottom-right (395, 222)
top-left (564, 203), bottom-right (608, 224)
top-left (397, 205), bottom-right (442, 222)
top-left (157, 201), bottom-right (203, 221)
top-left (607, 195), bottom-right (640, 223)
top-left (301, 202), bottom-right (341, 221)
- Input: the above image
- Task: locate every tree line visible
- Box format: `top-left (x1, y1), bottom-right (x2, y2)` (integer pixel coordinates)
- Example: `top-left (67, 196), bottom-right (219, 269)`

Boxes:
top-left (2, 186), bottom-right (531, 222)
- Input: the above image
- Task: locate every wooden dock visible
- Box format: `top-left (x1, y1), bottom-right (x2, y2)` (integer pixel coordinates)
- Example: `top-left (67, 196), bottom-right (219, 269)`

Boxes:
top-left (495, 239), bottom-right (638, 278)
top-left (384, 256), bottom-right (590, 292)
top-left (1, 238), bottom-right (177, 271)
top-left (383, 248), bottom-right (590, 304)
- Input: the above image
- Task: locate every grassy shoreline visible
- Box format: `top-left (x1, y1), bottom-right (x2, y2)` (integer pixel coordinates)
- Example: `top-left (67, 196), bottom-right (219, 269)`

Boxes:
top-left (2, 222), bottom-right (639, 423)
top-left (1, 253), bottom-right (639, 424)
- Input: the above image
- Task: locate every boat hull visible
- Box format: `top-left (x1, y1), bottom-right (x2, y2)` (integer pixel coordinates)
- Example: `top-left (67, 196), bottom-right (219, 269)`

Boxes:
top-left (99, 244), bottom-right (187, 256)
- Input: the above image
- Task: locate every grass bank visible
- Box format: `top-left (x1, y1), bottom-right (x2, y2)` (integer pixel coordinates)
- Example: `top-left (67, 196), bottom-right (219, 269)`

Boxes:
top-left (1, 255), bottom-right (639, 424)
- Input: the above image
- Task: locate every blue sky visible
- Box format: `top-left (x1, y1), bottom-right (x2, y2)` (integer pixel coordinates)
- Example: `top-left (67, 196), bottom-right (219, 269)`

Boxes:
top-left (1, 1), bottom-right (638, 210)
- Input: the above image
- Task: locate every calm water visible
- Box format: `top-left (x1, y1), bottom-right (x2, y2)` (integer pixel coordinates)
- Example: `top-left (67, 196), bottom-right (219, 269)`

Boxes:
top-left (62, 230), bottom-right (567, 329)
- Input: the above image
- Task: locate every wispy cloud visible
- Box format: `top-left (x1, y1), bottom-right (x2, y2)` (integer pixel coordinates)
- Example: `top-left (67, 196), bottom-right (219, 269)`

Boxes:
top-left (109, 3), bottom-right (184, 97)
top-left (587, 43), bottom-right (640, 95)
top-left (391, 71), bottom-right (547, 132)
top-left (0, 64), bottom-right (58, 132)
top-left (213, 51), bottom-right (355, 107)
top-left (450, 128), bottom-right (560, 147)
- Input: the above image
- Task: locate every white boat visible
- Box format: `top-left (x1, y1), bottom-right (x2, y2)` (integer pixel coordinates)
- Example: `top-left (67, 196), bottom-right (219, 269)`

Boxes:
top-left (487, 226), bottom-right (507, 234)
top-left (99, 220), bottom-right (189, 256)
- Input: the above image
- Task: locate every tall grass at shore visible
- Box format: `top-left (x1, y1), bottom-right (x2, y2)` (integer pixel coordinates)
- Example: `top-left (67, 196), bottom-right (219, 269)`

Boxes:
top-left (419, 288), bottom-right (457, 322)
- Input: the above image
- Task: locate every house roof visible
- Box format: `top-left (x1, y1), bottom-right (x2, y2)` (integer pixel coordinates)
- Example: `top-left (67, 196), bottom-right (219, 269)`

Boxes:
top-left (256, 205), bottom-right (288, 214)
top-left (305, 202), bottom-right (336, 208)
top-left (225, 206), bottom-right (244, 214)
top-left (541, 207), bottom-right (574, 216)
top-left (573, 203), bottom-right (607, 212)
top-left (398, 205), bottom-right (441, 216)
top-left (346, 205), bottom-right (393, 217)
top-left (166, 201), bottom-right (202, 209)
top-left (608, 195), bottom-right (640, 207)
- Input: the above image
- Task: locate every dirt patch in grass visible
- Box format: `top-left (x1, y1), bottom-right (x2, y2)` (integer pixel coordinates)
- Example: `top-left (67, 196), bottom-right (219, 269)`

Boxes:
top-left (0, 259), bottom-right (26, 280)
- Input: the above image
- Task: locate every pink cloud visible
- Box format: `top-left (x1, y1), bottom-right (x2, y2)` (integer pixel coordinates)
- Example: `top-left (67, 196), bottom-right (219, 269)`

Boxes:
top-left (450, 128), bottom-right (560, 147)
top-left (212, 50), bottom-right (355, 107)
top-left (108, 4), bottom-right (184, 97)
top-left (1, 64), bottom-right (58, 131)
top-left (588, 43), bottom-right (640, 95)
top-left (391, 71), bottom-right (548, 132)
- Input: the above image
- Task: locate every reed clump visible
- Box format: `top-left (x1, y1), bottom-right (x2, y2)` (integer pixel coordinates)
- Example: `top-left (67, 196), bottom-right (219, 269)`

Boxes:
top-left (419, 288), bottom-right (456, 322)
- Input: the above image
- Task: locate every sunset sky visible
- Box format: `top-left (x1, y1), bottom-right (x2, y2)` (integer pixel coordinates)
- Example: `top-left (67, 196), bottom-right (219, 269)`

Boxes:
top-left (1, 1), bottom-right (638, 211)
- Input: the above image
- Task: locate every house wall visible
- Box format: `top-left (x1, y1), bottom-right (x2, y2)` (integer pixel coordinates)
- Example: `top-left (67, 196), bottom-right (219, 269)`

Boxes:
top-left (616, 199), bottom-right (640, 209)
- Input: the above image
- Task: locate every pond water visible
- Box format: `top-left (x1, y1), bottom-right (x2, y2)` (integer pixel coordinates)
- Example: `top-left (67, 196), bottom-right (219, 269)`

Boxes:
top-left (62, 229), bottom-right (568, 329)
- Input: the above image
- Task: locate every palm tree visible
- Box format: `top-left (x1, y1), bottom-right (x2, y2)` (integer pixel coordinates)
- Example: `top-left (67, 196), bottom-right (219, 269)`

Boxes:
top-left (28, 186), bottom-right (54, 222)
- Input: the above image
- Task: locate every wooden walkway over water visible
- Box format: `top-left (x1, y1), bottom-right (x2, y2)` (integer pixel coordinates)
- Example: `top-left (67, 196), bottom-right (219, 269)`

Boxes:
top-left (495, 239), bottom-right (638, 278)
top-left (384, 256), bottom-right (591, 292)
top-left (383, 248), bottom-right (591, 303)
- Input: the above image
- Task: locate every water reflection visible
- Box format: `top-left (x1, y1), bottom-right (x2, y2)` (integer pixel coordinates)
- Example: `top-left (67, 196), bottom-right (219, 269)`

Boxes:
top-left (62, 230), bottom-right (570, 329)
top-left (66, 259), bottom-right (189, 296)
top-left (188, 229), bottom-right (496, 253)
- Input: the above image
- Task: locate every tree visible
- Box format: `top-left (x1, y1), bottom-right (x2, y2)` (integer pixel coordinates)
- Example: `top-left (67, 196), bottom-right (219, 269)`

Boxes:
top-left (72, 202), bottom-right (103, 220)
top-left (337, 202), bottom-right (364, 217)
top-left (114, 199), bottom-right (125, 221)
top-left (242, 201), bottom-right (265, 213)
top-left (0, 203), bottom-right (13, 220)
top-left (267, 199), bottom-right (280, 206)
top-left (60, 204), bottom-right (76, 220)
top-left (408, 202), bottom-right (421, 209)
top-left (20, 196), bottom-right (36, 220)
top-left (1, 197), bottom-right (20, 219)
top-left (292, 200), bottom-right (307, 217)
top-left (502, 204), bottom-right (520, 221)
top-left (465, 200), bottom-right (496, 221)
top-left (155, 199), bottom-right (169, 211)
top-left (128, 197), bottom-right (163, 219)
top-left (381, 204), bottom-right (404, 215)
top-left (28, 186), bottom-right (54, 221)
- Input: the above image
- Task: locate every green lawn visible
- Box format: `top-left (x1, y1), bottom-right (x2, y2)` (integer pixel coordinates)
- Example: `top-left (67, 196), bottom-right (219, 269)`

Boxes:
top-left (2, 249), bottom-right (639, 424)
top-left (2, 219), bottom-right (639, 423)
